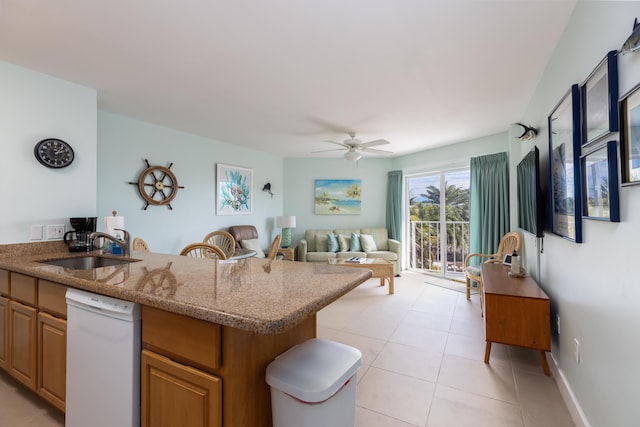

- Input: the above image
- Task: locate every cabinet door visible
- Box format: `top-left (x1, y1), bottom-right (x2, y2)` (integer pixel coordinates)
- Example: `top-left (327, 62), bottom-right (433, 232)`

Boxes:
top-left (37, 312), bottom-right (66, 412)
top-left (9, 300), bottom-right (37, 389)
top-left (141, 350), bottom-right (222, 427)
top-left (0, 296), bottom-right (8, 370)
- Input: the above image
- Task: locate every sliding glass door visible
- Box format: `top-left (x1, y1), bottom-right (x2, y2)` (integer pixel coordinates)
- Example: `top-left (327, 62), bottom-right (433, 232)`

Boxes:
top-left (406, 169), bottom-right (470, 278)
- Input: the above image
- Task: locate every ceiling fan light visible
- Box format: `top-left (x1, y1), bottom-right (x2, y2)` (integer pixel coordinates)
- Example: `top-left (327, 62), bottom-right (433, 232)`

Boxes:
top-left (344, 150), bottom-right (362, 161)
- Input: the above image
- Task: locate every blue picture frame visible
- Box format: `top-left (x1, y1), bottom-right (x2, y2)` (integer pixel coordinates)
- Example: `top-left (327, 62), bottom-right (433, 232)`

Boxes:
top-left (548, 85), bottom-right (583, 243)
top-left (580, 50), bottom-right (619, 147)
top-left (581, 141), bottom-right (620, 222)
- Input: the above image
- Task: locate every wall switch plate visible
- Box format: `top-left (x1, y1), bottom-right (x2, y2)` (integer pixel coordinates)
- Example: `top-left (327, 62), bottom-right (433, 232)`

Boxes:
top-left (47, 224), bottom-right (65, 239)
top-left (574, 338), bottom-right (580, 364)
top-left (556, 314), bottom-right (560, 335)
top-left (30, 225), bottom-right (43, 240)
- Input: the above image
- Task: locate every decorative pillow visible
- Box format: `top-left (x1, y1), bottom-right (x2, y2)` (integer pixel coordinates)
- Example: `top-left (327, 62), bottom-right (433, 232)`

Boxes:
top-left (327, 234), bottom-right (339, 252)
top-left (360, 234), bottom-right (377, 252)
top-left (349, 232), bottom-right (362, 251)
top-left (240, 238), bottom-right (266, 258)
top-left (315, 234), bottom-right (329, 252)
top-left (337, 234), bottom-right (350, 252)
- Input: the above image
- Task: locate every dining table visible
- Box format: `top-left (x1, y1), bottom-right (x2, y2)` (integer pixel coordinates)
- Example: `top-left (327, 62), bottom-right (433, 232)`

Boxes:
top-left (229, 247), bottom-right (257, 259)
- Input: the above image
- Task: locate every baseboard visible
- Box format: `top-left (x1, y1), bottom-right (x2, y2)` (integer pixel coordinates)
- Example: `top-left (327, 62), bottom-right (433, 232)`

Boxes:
top-left (549, 353), bottom-right (590, 427)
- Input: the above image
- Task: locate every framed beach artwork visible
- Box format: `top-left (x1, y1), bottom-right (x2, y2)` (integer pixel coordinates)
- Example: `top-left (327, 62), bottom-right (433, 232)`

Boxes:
top-left (314, 179), bottom-right (362, 215)
top-left (619, 82), bottom-right (640, 185)
top-left (216, 163), bottom-right (252, 215)
top-left (548, 84), bottom-right (583, 243)
top-left (581, 141), bottom-right (620, 222)
top-left (580, 50), bottom-right (618, 147)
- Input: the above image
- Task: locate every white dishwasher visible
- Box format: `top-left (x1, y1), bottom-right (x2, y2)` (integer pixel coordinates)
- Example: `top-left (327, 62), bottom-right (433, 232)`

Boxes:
top-left (65, 288), bottom-right (141, 427)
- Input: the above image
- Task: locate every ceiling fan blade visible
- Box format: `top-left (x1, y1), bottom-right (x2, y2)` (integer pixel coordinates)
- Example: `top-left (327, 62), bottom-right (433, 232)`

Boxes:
top-left (311, 148), bottom-right (347, 154)
top-left (361, 147), bottom-right (393, 154)
top-left (323, 140), bottom-right (350, 148)
top-left (360, 139), bottom-right (390, 148)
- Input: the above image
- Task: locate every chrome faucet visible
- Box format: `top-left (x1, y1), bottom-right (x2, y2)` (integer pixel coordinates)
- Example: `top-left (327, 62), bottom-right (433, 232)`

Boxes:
top-left (89, 229), bottom-right (131, 257)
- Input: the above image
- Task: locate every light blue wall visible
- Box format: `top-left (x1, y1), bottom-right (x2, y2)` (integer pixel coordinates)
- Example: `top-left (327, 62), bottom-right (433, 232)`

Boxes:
top-left (97, 112), bottom-right (283, 254)
top-left (283, 158), bottom-right (393, 244)
top-left (518, 3), bottom-right (640, 426)
top-left (0, 61), bottom-right (97, 244)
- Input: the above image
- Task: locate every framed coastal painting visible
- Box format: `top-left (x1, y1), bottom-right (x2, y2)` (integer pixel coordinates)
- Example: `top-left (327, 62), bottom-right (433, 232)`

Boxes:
top-left (581, 141), bottom-right (620, 222)
top-left (314, 179), bottom-right (361, 215)
top-left (216, 163), bottom-right (252, 215)
top-left (548, 84), bottom-right (583, 243)
top-left (580, 50), bottom-right (619, 147)
top-left (619, 82), bottom-right (640, 185)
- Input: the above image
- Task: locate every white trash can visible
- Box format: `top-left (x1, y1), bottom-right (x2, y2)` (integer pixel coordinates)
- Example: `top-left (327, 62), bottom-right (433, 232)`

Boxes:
top-left (265, 338), bottom-right (362, 427)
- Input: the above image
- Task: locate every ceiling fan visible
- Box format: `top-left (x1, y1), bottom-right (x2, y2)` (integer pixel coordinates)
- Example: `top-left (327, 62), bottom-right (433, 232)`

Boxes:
top-left (312, 132), bottom-right (393, 161)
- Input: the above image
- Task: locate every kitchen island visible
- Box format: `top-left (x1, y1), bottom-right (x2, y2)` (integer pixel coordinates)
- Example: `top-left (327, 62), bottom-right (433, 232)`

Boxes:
top-left (0, 241), bottom-right (372, 426)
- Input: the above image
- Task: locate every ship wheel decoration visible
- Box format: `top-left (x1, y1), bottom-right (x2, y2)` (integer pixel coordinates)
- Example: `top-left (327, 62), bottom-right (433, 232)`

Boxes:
top-left (129, 159), bottom-right (184, 210)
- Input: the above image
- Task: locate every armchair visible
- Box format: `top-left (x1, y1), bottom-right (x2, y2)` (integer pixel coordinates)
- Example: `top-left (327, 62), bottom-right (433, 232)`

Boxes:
top-left (464, 231), bottom-right (522, 310)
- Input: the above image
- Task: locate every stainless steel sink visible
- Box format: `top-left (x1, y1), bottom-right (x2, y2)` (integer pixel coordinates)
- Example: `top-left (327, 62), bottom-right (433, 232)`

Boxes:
top-left (39, 256), bottom-right (139, 270)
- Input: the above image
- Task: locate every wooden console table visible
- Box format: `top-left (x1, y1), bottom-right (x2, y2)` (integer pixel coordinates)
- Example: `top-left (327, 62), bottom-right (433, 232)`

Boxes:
top-left (481, 263), bottom-right (551, 375)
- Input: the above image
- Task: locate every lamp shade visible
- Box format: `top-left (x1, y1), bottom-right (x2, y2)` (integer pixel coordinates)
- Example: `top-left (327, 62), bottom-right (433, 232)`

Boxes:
top-left (276, 216), bottom-right (296, 228)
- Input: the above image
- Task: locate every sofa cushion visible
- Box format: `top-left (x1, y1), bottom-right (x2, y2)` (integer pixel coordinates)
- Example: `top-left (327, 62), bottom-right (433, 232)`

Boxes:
top-left (336, 251), bottom-right (366, 260)
top-left (350, 232), bottom-right (362, 251)
top-left (306, 252), bottom-right (337, 262)
top-left (304, 229), bottom-right (333, 252)
top-left (316, 234), bottom-right (329, 252)
top-left (327, 234), bottom-right (339, 252)
top-left (337, 234), bottom-right (350, 252)
top-left (360, 234), bottom-right (377, 252)
top-left (366, 250), bottom-right (397, 262)
top-left (240, 238), bottom-right (266, 258)
top-left (360, 228), bottom-right (390, 251)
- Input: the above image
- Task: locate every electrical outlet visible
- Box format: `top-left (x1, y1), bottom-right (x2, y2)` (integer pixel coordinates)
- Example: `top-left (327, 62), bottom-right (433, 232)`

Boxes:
top-left (574, 338), bottom-right (580, 364)
top-left (30, 225), bottom-right (43, 240)
top-left (556, 314), bottom-right (560, 335)
top-left (47, 224), bottom-right (65, 239)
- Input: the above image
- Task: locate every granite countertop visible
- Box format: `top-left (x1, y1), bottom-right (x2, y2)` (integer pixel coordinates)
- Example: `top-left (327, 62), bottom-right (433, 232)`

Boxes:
top-left (0, 242), bottom-right (372, 334)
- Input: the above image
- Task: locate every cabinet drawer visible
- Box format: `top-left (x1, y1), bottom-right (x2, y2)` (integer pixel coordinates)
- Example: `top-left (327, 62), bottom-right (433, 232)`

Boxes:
top-left (142, 306), bottom-right (221, 372)
top-left (38, 281), bottom-right (68, 318)
top-left (0, 269), bottom-right (9, 296)
top-left (10, 273), bottom-right (37, 306)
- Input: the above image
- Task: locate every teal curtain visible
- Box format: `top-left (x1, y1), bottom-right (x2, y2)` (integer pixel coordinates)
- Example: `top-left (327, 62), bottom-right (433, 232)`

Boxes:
top-left (386, 170), bottom-right (403, 241)
top-left (469, 152), bottom-right (509, 259)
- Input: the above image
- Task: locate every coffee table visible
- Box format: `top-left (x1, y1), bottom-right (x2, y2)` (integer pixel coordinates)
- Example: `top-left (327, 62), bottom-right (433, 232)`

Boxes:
top-left (328, 258), bottom-right (394, 294)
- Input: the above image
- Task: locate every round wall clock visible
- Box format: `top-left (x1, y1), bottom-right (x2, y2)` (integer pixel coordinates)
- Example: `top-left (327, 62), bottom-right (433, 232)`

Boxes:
top-left (34, 138), bottom-right (75, 168)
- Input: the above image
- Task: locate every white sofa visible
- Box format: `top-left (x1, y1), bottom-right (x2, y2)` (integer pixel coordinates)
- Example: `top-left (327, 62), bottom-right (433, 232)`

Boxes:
top-left (298, 227), bottom-right (401, 275)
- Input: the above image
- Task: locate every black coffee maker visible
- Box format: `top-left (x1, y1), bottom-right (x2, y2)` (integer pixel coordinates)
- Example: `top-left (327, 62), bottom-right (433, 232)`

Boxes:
top-left (64, 217), bottom-right (97, 252)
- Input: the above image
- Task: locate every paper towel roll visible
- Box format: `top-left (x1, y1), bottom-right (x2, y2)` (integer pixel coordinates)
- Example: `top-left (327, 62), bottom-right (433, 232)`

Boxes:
top-left (104, 216), bottom-right (125, 239)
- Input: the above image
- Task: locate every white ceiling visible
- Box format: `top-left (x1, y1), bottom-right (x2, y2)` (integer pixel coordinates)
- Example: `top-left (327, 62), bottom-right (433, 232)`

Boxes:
top-left (0, 0), bottom-right (576, 159)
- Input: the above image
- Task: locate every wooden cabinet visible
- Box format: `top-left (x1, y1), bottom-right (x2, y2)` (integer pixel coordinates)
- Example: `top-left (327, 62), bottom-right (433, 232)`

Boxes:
top-left (481, 263), bottom-right (551, 375)
top-left (142, 305), bottom-right (316, 427)
top-left (37, 312), bottom-right (66, 411)
top-left (0, 270), bottom-right (68, 412)
top-left (142, 350), bottom-right (222, 427)
top-left (9, 300), bottom-right (38, 389)
top-left (0, 296), bottom-right (8, 370)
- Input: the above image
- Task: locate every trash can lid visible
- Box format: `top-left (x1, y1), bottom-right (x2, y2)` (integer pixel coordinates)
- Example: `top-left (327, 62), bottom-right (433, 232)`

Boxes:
top-left (265, 338), bottom-right (362, 403)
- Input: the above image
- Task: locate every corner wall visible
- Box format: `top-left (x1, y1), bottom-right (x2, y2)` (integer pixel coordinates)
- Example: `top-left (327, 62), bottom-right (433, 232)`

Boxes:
top-left (0, 61), bottom-right (97, 243)
top-left (519, 2), bottom-right (640, 426)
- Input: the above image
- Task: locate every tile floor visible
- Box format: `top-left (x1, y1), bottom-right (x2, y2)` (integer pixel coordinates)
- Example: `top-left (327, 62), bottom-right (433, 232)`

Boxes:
top-left (0, 271), bottom-right (574, 426)
top-left (317, 271), bottom-right (575, 427)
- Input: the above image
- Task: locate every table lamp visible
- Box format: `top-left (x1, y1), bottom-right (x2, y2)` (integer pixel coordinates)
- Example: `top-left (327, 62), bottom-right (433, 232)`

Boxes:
top-left (276, 215), bottom-right (296, 248)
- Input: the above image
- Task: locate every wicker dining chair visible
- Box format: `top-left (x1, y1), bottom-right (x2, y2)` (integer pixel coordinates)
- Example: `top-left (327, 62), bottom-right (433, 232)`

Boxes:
top-left (266, 235), bottom-right (282, 261)
top-left (132, 237), bottom-right (151, 252)
top-left (203, 230), bottom-right (236, 258)
top-left (464, 231), bottom-right (522, 310)
top-left (180, 243), bottom-right (227, 259)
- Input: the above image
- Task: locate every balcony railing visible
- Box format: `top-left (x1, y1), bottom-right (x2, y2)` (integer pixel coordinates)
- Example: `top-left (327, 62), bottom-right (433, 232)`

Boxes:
top-left (409, 220), bottom-right (469, 277)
